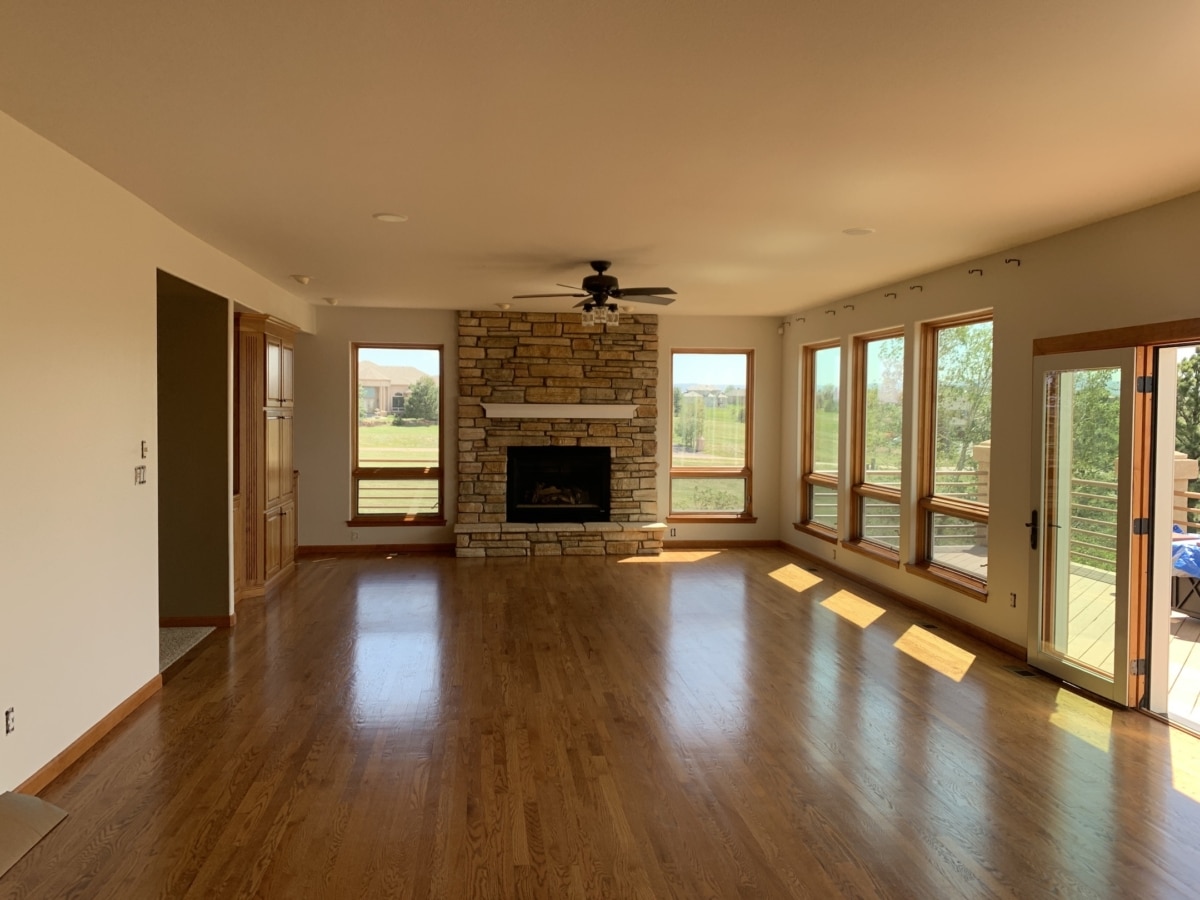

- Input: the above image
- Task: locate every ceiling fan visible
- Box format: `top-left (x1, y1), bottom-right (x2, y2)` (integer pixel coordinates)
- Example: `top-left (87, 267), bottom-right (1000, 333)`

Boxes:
top-left (512, 260), bottom-right (676, 311)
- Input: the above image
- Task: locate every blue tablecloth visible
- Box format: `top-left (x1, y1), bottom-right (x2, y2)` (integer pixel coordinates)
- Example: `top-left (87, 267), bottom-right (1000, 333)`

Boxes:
top-left (1172, 526), bottom-right (1200, 578)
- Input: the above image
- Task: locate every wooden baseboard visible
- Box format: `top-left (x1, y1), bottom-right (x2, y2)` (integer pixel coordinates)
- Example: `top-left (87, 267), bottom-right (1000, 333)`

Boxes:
top-left (17, 675), bottom-right (163, 796)
top-left (236, 585), bottom-right (265, 603)
top-left (298, 543), bottom-right (456, 557)
top-left (159, 615), bottom-right (235, 628)
top-left (662, 539), bottom-right (779, 550)
top-left (776, 541), bottom-right (1026, 660)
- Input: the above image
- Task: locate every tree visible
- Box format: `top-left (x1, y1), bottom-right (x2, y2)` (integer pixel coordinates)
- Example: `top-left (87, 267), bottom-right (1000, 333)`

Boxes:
top-left (1177, 354), bottom-right (1200, 527)
top-left (1178, 354), bottom-right (1200, 462)
top-left (404, 376), bottom-right (439, 421)
top-left (1069, 369), bottom-right (1120, 481)
top-left (357, 384), bottom-right (371, 421)
top-left (673, 386), bottom-right (683, 415)
top-left (675, 394), bottom-right (704, 452)
top-left (862, 336), bottom-right (904, 470)
top-left (934, 322), bottom-right (992, 470)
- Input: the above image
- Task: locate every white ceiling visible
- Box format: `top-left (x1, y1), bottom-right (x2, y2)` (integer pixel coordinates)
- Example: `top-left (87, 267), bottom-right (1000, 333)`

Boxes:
top-left (2, 1), bottom-right (1200, 317)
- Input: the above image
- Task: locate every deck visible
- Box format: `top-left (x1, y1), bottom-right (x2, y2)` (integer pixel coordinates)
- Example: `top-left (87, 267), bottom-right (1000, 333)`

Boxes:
top-left (1063, 568), bottom-right (1200, 727)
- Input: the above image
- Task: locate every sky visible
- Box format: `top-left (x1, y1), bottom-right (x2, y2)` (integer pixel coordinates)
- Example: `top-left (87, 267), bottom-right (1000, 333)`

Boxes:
top-left (359, 347), bottom-right (439, 375)
top-left (673, 352), bottom-right (748, 387)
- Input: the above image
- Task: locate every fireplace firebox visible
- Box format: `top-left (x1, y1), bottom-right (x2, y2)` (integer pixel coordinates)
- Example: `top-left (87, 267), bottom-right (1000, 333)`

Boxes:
top-left (506, 446), bottom-right (611, 523)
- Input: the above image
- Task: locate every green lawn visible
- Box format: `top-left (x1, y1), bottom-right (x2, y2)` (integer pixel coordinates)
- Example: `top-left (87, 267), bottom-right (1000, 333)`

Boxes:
top-left (357, 422), bottom-right (439, 467)
top-left (672, 404), bottom-right (747, 467)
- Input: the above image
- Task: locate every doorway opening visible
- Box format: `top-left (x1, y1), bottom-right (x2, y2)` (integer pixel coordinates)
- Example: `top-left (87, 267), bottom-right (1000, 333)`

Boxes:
top-left (1147, 344), bottom-right (1200, 733)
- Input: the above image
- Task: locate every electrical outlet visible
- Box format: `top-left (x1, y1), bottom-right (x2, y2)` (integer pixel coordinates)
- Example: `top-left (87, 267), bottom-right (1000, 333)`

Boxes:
top-left (351, 530), bottom-right (359, 541)
top-left (669, 527), bottom-right (676, 537)
top-left (4, 708), bottom-right (13, 734)
top-left (134, 465), bottom-right (147, 485)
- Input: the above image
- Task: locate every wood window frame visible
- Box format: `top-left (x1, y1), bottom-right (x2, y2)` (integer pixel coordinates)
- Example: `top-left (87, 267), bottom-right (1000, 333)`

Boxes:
top-left (797, 339), bottom-right (841, 542)
top-left (906, 312), bottom-right (993, 599)
top-left (843, 328), bottom-right (904, 564)
top-left (666, 349), bottom-right (757, 523)
top-left (348, 342), bottom-right (446, 526)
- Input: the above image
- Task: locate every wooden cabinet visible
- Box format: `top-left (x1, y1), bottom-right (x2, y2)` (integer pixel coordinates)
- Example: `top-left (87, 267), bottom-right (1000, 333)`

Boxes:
top-left (235, 313), bottom-right (298, 600)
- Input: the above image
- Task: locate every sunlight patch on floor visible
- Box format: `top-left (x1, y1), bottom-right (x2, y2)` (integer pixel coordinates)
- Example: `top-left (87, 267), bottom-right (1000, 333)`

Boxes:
top-left (767, 563), bottom-right (823, 592)
top-left (894, 625), bottom-right (976, 682)
top-left (1048, 688), bottom-right (1113, 754)
top-left (1170, 727), bottom-right (1200, 804)
top-left (619, 550), bottom-right (723, 564)
top-left (820, 589), bottom-right (886, 628)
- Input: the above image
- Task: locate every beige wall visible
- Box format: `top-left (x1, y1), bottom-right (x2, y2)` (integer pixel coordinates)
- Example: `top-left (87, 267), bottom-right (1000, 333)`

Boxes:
top-left (780, 189), bottom-right (1200, 647)
top-left (294, 310), bottom-right (786, 549)
top-left (294, 306), bottom-right (459, 547)
top-left (0, 109), bottom-right (310, 791)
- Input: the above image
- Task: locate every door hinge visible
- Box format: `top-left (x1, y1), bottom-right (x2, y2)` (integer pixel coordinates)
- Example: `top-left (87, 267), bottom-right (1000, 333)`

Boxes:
top-left (1131, 658), bottom-right (1147, 676)
top-left (1132, 518), bottom-right (1151, 535)
top-left (1137, 375), bottom-right (1155, 393)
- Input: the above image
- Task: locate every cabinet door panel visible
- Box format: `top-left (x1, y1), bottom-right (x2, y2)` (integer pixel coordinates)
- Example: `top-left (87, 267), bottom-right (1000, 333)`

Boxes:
top-left (281, 343), bottom-right (294, 406)
top-left (281, 501), bottom-right (296, 568)
top-left (266, 416), bottom-right (282, 504)
top-left (266, 336), bottom-right (282, 407)
top-left (265, 509), bottom-right (282, 579)
top-left (280, 416), bottom-right (293, 501)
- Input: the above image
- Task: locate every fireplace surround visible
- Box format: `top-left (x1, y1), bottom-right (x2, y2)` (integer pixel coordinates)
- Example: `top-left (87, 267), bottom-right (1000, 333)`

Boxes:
top-left (453, 310), bottom-right (665, 556)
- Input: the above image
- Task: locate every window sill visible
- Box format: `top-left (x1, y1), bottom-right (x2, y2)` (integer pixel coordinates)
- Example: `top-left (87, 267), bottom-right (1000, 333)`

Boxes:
top-left (840, 539), bottom-right (901, 568)
top-left (346, 516), bottom-right (447, 528)
top-left (793, 522), bottom-right (837, 544)
top-left (903, 562), bottom-right (988, 602)
top-left (665, 514), bottom-right (758, 524)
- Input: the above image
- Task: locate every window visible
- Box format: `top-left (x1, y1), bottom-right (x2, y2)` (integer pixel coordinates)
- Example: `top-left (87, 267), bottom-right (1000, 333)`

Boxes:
top-left (913, 314), bottom-right (993, 593)
top-left (800, 342), bottom-right (841, 537)
top-left (849, 331), bottom-right (905, 560)
top-left (669, 350), bottom-right (755, 521)
top-left (351, 344), bottom-right (445, 524)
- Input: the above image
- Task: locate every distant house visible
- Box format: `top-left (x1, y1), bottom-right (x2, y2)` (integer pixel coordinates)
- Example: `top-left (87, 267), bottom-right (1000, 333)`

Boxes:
top-left (357, 361), bottom-right (438, 417)
top-left (682, 385), bottom-right (746, 408)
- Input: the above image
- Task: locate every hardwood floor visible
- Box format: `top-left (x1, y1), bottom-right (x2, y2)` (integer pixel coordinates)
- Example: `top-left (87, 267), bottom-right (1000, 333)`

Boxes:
top-left (6, 548), bottom-right (1200, 899)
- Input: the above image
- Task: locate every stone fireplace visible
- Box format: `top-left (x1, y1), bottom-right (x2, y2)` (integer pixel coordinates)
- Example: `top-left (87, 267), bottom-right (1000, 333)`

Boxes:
top-left (453, 310), bottom-right (665, 557)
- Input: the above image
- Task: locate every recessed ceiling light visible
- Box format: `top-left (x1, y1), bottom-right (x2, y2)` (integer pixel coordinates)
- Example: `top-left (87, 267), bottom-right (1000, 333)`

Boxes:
top-left (290, 274), bottom-right (312, 285)
top-left (842, 227), bottom-right (875, 236)
top-left (373, 212), bottom-right (409, 223)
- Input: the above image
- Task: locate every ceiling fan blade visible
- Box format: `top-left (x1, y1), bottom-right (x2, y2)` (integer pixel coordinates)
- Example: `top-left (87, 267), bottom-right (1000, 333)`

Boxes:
top-left (613, 287), bottom-right (676, 296)
top-left (624, 295), bottom-right (676, 306)
top-left (556, 283), bottom-right (585, 291)
top-left (573, 298), bottom-right (601, 308)
top-left (511, 292), bottom-right (588, 299)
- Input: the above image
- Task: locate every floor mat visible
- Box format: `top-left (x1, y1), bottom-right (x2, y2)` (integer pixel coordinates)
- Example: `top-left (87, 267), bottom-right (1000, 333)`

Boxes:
top-left (0, 792), bottom-right (66, 877)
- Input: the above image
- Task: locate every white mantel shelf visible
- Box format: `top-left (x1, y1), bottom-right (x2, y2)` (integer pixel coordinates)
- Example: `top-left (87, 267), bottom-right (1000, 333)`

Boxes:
top-left (481, 403), bottom-right (639, 419)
